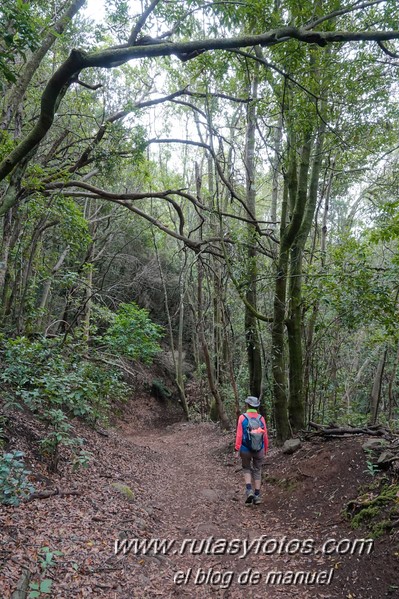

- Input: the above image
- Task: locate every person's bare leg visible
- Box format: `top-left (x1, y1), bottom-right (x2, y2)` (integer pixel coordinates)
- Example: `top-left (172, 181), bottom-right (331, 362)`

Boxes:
top-left (253, 453), bottom-right (263, 504)
top-left (240, 452), bottom-right (254, 504)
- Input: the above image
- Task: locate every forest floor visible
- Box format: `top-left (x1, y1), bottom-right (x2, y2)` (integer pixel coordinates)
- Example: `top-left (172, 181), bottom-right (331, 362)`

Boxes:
top-left (1, 395), bottom-right (399, 599)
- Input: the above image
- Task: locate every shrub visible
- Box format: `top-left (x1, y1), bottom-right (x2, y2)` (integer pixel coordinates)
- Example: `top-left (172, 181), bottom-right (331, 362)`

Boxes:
top-left (0, 451), bottom-right (35, 505)
top-left (0, 303), bottom-right (161, 471)
top-left (0, 336), bottom-right (130, 470)
top-left (1, 336), bottom-right (129, 421)
top-left (102, 302), bottom-right (163, 363)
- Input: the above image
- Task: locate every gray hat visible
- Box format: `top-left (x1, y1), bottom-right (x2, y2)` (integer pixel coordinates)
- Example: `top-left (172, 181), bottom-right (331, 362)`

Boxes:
top-left (245, 396), bottom-right (260, 407)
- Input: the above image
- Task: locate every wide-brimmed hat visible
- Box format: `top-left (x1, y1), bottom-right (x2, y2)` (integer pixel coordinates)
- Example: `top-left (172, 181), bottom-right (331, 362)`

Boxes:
top-left (245, 396), bottom-right (260, 407)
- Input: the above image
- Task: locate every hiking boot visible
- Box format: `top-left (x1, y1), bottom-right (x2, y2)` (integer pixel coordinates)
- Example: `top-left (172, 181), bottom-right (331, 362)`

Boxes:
top-left (253, 494), bottom-right (261, 505)
top-left (245, 489), bottom-right (254, 505)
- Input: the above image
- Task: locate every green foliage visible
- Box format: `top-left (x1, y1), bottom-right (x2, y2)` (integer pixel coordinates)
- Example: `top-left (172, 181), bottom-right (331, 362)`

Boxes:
top-left (38, 546), bottom-right (63, 571)
top-left (0, 130), bottom-right (16, 162)
top-left (0, 415), bottom-right (7, 449)
top-left (103, 0), bottom-right (131, 43)
top-left (0, 336), bottom-right (130, 469)
top-left (218, 383), bottom-right (238, 421)
top-left (102, 302), bottom-right (163, 363)
top-left (307, 236), bottom-right (399, 337)
top-left (71, 448), bottom-right (92, 471)
top-left (0, 0), bottom-right (40, 86)
top-left (38, 408), bottom-right (76, 472)
top-left (22, 193), bottom-right (91, 253)
top-left (1, 336), bottom-right (129, 421)
top-left (350, 504), bottom-right (381, 530)
top-left (151, 379), bottom-right (172, 401)
top-left (0, 450), bottom-right (35, 506)
top-left (93, 122), bottom-right (147, 179)
top-left (28, 546), bottom-right (63, 597)
top-left (0, 303), bottom-right (162, 471)
top-left (368, 172), bottom-right (399, 249)
top-left (2, 0), bottom-right (399, 439)
top-left (364, 453), bottom-right (379, 478)
top-left (29, 579), bottom-right (53, 598)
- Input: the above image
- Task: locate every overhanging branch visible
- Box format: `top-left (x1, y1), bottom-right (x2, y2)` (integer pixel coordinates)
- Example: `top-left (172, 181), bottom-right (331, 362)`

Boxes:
top-left (2, 25), bottom-right (399, 197)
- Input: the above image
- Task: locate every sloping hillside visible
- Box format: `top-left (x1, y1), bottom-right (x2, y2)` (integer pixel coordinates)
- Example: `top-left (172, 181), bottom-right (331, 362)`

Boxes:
top-left (1, 395), bottom-right (398, 598)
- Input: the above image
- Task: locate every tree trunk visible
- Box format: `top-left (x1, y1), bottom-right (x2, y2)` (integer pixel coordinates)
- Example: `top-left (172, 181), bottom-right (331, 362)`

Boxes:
top-left (387, 341), bottom-right (399, 421)
top-left (321, 157), bottom-right (335, 259)
top-left (0, 158), bottom-right (30, 323)
top-left (286, 132), bottom-right (312, 432)
top-left (153, 231), bottom-right (189, 420)
top-left (244, 60), bottom-right (262, 399)
top-left (303, 303), bottom-right (318, 420)
top-left (176, 282), bottom-right (189, 417)
top-left (198, 258), bottom-right (230, 429)
top-left (1, 0), bottom-right (86, 130)
top-left (37, 246), bottom-right (70, 331)
top-left (271, 180), bottom-right (291, 443)
top-left (0, 207), bottom-right (16, 301)
top-left (371, 348), bottom-right (387, 425)
top-left (287, 111), bottom-right (325, 432)
top-left (287, 243), bottom-right (305, 432)
top-left (271, 112), bottom-right (283, 227)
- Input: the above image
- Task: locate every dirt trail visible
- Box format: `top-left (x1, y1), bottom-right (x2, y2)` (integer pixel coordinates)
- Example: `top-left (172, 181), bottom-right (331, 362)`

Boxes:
top-left (119, 421), bottom-right (364, 599)
top-left (1, 412), bottom-right (398, 598)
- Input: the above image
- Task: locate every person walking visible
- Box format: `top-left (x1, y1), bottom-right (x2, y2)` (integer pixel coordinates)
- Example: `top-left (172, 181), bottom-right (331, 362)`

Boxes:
top-left (235, 396), bottom-right (268, 505)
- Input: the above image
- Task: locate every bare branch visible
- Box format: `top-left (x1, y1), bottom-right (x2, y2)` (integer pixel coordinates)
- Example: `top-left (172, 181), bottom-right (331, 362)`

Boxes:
top-left (166, 1), bottom-right (262, 39)
top-left (303, 0), bottom-right (387, 31)
top-left (377, 40), bottom-right (399, 58)
top-left (221, 237), bottom-right (273, 322)
top-left (44, 181), bottom-right (273, 255)
top-left (128, 0), bottom-right (162, 45)
top-left (231, 47), bottom-right (322, 101)
top-left (45, 181), bottom-right (190, 242)
top-left (237, 47), bottom-right (349, 148)
top-left (146, 137), bottom-right (260, 227)
top-left (3, 24), bottom-right (399, 202)
top-left (45, 180), bottom-right (184, 201)
top-left (186, 90), bottom-right (251, 104)
top-left (69, 88), bottom-right (189, 173)
top-left (73, 78), bottom-right (102, 90)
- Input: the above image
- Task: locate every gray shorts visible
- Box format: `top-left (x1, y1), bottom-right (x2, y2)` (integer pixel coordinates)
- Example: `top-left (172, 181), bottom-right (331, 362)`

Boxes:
top-left (240, 449), bottom-right (264, 480)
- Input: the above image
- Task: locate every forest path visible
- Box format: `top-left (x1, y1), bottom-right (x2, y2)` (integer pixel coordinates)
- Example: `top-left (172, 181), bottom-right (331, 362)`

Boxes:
top-left (2, 415), bottom-right (393, 598)
top-left (120, 421), bottom-right (334, 599)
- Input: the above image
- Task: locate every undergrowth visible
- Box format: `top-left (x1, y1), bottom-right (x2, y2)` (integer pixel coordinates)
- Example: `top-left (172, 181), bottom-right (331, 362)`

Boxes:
top-left (0, 301), bottom-right (164, 502)
top-left (345, 475), bottom-right (399, 538)
top-left (0, 335), bottom-right (130, 476)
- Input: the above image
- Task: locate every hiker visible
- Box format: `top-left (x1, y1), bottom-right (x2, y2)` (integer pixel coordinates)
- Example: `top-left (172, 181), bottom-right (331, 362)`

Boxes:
top-left (234, 396), bottom-right (268, 505)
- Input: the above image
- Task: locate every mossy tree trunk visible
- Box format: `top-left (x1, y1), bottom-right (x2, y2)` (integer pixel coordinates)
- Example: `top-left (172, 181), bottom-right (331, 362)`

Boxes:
top-left (244, 61), bottom-right (262, 399)
top-left (287, 116), bottom-right (325, 433)
top-left (271, 175), bottom-right (291, 443)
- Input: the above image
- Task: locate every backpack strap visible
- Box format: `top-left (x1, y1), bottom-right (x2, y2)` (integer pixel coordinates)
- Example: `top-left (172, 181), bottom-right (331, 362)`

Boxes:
top-left (242, 414), bottom-right (250, 448)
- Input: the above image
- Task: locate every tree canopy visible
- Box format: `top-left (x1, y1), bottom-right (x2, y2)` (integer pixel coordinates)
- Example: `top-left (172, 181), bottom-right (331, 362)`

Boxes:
top-left (1, 0), bottom-right (399, 441)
